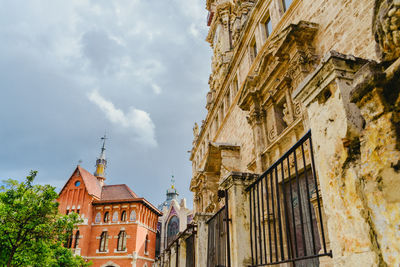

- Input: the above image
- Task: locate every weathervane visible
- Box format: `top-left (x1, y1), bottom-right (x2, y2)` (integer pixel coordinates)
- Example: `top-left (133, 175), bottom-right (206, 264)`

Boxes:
top-left (101, 132), bottom-right (108, 152)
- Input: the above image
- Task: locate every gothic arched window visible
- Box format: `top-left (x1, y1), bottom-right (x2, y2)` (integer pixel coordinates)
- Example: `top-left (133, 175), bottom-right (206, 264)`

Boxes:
top-left (117, 230), bottom-right (127, 251)
top-left (112, 211), bottom-right (119, 222)
top-left (130, 210), bottom-right (136, 221)
top-left (121, 211), bottom-right (127, 222)
top-left (99, 231), bottom-right (108, 252)
top-left (74, 230), bottom-right (80, 248)
top-left (167, 216), bottom-right (179, 245)
top-left (95, 212), bottom-right (101, 223)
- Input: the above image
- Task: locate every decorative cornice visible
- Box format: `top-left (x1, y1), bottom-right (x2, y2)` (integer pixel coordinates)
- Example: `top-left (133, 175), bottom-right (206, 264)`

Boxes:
top-left (293, 51), bottom-right (369, 107)
top-left (220, 172), bottom-right (259, 190)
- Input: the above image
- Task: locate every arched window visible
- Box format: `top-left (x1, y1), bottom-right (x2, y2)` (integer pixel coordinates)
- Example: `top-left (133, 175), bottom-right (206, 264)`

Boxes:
top-left (130, 210), bottom-right (136, 221)
top-left (167, 216), bottom-right (179, 245)
top-left (144, 234), bottom-right (149, 254)
top-left (117, 230), bottom-right (127, 251)
top-left (95, 212), bottom-right (101, 223)
top-left (99, 231), bottom-right (108, 252)
top-left (66, 231), bottom-right (73, 248)
top-left (74, 230), bottom-right (80, 248)
top-left (121, 211), bottom-right (127, 222)
top-left (104, 212), bottom-right (109, 223)
top-left (112, 211), bottom-right (119, 222)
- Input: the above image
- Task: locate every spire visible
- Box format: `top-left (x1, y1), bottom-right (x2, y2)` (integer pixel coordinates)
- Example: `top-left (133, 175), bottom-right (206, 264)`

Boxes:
top-left (166, 174), bottom-right (178, 201)
top-left (171, 174), bottom-right (175, 189)
top-left (94, 134), bottom-right (108, 186)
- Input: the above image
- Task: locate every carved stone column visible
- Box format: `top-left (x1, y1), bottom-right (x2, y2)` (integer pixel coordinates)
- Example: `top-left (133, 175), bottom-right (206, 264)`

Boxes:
top-left (293, 51), bottom-right (379, 266)
top-left (220, 172), bottom-right (258, 267)
top-left (247, 108), bottom-right (267, 173)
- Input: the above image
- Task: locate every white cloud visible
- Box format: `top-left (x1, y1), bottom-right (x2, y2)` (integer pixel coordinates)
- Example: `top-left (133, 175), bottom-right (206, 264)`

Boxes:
top-left (151, 83), bottom-right (162, 95)
top-left (88, 90), bottom-right (157, 147)
top-left (189, 23), bottom-right (200, 38)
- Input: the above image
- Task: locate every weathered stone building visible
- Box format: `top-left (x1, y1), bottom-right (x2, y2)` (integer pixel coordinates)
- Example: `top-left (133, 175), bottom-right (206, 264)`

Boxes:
top-left (164, 0), bottom-right (400, 267)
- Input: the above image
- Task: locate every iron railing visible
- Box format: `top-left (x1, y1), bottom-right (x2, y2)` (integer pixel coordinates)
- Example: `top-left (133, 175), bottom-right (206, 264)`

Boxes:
top-left (207, 198), bottom-right (231, 267)
top-left (247, 130), bottom-right (331, 266)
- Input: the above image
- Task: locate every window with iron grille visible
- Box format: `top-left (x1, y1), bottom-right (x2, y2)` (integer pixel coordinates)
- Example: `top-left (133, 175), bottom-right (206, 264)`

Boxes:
top-left (247, 131), bottom-right (331, 266)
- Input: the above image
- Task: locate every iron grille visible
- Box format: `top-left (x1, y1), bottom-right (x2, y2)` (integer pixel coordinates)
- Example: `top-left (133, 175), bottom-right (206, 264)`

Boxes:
top-left (247, 130), bottom-right (332, 266)
top-left (207, 204), bottom-right (231, 267)
top-left (185, 232), bottom-right (195, 267)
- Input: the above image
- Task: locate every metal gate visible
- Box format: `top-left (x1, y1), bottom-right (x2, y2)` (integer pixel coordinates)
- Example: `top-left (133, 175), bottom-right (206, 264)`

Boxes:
top-left (186, 232), bottom-right (195, 267)
top-left (207, 200), bottom-right (231, 267)
top-left (247, 130), bottom-right (331, 266)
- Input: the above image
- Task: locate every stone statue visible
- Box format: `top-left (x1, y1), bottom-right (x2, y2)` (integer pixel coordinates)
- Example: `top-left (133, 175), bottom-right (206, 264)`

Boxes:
top-left (373, 0), bottom-right (400, 61)
top-left (193, 122), bottom-right (199, 138)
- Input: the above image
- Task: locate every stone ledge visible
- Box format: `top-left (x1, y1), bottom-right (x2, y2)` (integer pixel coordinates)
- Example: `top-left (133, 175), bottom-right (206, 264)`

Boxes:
top-left (219, 171), bottom-right (259, 190)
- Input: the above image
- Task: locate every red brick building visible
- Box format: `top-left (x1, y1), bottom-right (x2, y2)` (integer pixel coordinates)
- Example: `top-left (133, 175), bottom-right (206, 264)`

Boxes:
top-left (57, 137), bottom-right (162, 267)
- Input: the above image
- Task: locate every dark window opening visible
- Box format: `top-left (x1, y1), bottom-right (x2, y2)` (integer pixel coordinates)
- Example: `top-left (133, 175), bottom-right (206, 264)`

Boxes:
top-left (104, 211), bottom-right (109, 223)
top-left (145, 234), bottom-right (149, 254)
top-left (121, 211), bottom-right (127, 222)
top-left (66, 231), bottom-right (73, 248)
top-left (74, 230), bottom-right (80, 248)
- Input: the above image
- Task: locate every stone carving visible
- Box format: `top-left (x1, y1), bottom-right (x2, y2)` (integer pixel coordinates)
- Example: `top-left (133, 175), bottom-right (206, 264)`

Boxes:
top-left (373, 0), bottom-right (400, 61)
top-left (293, 100), bottom-right (302, 117)
top-left (193, 123), bottom-right (199, 138)
top-left (268, 127), bottom-right (277, 142)
top-left (283, 103), bottom-right (293, 125)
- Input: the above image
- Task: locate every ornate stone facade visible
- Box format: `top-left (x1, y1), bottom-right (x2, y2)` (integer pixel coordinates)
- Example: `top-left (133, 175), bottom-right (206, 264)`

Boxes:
top-left (188, 0), bottom-right (400, 266)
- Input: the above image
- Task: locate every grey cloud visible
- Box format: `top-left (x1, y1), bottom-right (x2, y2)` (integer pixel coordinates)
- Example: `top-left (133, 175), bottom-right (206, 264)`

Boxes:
top-left (0, 0), bottom-right (211, 207)
top-left (81, 30), bottom-right (125, 73)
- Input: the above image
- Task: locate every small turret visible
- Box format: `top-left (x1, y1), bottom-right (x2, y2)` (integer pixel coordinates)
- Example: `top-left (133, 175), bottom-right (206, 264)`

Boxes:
top-left (94, 134), bottom-right (107, 186)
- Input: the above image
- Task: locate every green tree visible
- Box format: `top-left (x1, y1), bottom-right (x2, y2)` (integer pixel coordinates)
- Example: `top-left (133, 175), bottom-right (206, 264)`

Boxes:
top-left (0, 171), bottom-right (91, 267)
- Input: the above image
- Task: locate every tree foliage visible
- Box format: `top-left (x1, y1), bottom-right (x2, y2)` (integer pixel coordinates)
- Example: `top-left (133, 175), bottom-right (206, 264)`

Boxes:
top-left (0, 171), bottom-right (91, 267)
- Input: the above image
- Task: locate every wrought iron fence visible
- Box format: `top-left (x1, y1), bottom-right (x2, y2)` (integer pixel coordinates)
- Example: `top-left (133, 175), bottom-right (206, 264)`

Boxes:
top-left (247, 130), bottom-right (331, 266)
top-left (207, 202), bottom-right (231, 267)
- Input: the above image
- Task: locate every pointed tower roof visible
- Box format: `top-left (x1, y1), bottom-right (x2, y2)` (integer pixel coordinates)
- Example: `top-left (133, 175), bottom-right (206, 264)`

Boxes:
top-left (94, 134), bottom-right (107, 186)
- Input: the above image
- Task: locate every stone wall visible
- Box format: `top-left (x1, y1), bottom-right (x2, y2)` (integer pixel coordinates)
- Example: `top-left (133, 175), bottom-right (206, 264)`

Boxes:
top-left (188, 0), bottom-right (400, 266)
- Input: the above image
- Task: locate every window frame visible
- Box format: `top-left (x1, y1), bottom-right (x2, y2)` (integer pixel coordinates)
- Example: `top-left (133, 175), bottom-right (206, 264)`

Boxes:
top-left (99, 231), bottom-right (108, 252)
top-left (117, 230), bottom-right (127, 251)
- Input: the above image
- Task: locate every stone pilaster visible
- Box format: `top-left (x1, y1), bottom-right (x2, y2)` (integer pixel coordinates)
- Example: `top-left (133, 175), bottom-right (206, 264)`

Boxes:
top-left (220, 172), bottom-right (258, 267)
top-left (193, 212), bottom-right (213, 267)
top-left (293, 51), bottom-right (379, 266)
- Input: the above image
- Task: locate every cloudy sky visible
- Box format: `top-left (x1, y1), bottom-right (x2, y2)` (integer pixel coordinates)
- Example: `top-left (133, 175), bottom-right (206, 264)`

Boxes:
top-left (0, 0), bottom-right (211, 207)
